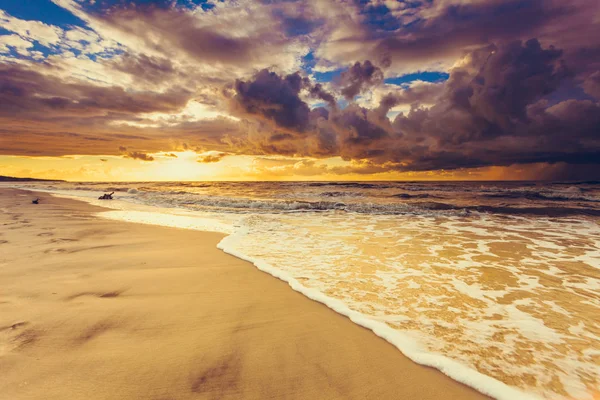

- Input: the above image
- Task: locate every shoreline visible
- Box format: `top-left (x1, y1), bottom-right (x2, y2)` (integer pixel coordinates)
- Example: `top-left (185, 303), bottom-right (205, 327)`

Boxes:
top-left (0, 188), bottom-right (491, 399)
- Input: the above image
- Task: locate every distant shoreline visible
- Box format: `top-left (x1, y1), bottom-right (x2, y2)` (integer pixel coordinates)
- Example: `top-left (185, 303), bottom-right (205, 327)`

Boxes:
top-left (0, 175), bottom-right (65, 182)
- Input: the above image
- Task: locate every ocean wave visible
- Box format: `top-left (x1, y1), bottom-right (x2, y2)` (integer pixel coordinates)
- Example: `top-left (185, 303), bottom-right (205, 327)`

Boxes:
top-left (482, 190), bottom-right (599, 203)
top-left (391, 193), bottom-right (433, 199)
top-left (467, 205), bottom-right (600, 217)
top-left (129, 193), bottom-right (459, 215)
top-left (554, 180), bottom-right (600, 185)
top-left (307, 182), bottom-right (392, 189)
top-left (13, 181), bottom-right (600, 218)
top-left (103, 190), bottom-right (600, 217)
top-left (320, 191), bottom-right (364, 197)
top-left (147, 196), bottom-right (348, 212)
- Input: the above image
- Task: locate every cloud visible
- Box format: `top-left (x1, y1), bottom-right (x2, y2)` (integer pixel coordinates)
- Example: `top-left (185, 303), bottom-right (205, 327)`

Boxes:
top-left (583, 70), bottom-right (600, 99)
top-left (107, 53), bottom-right (178, 85)
top-left (1, 0), bottom-right (599, 180)
top-left (125, 152), bottom-right (154, 161)
top-left (384, 39), bottom-right (589, 170)
top-left (307, 82), bottom-right (336, 108)
top-left (197, 151), bottom-right (229, 163)
top-left (79, 0), bottom-right (308, 77)
top-left (119, 147), bottom-right (155, 161)
top-left (0, 10), bottom-right (63, 48)
top-left (0, 34), bottom-right (34, 56)
top-left (339, 60), bottom-right (384, 100)
top-left (0, 64), bottom-right (192, 122)
top-left (222, 39), bottom-right (600, 177)
top-left (232, 69), bottom-right (311, 132)
top-left (374, 80), bottom-right (445, 114)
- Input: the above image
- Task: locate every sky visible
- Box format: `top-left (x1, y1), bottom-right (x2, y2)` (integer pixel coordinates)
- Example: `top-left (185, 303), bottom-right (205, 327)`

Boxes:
top-left (0, 0), bottom-right (599, 181)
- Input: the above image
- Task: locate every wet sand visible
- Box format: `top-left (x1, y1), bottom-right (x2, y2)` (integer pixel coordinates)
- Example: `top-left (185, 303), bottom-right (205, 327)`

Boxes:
top-left (0, 188), bottom-right (488, 399)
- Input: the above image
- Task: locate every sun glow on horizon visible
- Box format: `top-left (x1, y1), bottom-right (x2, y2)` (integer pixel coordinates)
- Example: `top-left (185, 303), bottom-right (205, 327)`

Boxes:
top-left (0, 153), bottom-right (581, 182)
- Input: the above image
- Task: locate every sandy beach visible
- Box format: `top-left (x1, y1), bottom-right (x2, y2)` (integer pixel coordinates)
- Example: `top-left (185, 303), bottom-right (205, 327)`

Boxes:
top-left (0, 188), bottom-right (487, 400)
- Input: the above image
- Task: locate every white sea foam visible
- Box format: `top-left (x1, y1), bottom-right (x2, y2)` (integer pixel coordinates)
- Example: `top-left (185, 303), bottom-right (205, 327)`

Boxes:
top-left (217, 224), bottom-right (539, 400)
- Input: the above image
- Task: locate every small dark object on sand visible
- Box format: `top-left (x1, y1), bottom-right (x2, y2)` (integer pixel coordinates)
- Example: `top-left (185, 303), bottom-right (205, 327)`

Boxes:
top-left (32, 198), bottom-right (39, 204)
top-left (98, 192), bottom-right (114, 200)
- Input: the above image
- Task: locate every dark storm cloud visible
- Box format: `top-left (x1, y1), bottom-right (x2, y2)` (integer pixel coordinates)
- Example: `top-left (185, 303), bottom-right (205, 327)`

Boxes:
top-left (232, 70), bottom-right (311, 132)
top-left (339, 60), bottom-right (384, 100)
top-left (307, 82), bottom-right (336, 108)
top-left (230, 68), bottom-right (395, 157)
top-left (467, 40), bottom-right (570, 128)
top-left (225, 39), bottom-right (600, 174)
top-left (386, 39), bottom-right (599, 171)
top-left (403, 39), bottom-right (573, 148)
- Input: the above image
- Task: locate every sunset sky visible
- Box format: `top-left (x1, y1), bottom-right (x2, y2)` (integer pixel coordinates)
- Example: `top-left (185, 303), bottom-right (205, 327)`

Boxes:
top-left (1, 0), bottom-right (599, 181)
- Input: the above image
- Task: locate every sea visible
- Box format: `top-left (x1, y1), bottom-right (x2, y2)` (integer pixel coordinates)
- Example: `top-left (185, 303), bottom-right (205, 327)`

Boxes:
top-left (7, 180), bottom-right (600, 400)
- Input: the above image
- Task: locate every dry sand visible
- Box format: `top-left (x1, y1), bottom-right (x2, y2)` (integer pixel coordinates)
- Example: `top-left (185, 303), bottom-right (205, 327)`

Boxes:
top-left (0, 188), bottom-right (488, 399)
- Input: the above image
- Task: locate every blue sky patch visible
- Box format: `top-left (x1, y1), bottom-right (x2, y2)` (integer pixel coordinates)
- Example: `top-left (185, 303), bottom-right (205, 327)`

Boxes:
top-left (360, 3), bottom-right (401, 32)
top-left (313, 68), bottom-right (345, 83)
top-left (385, 71), bottom-right (449, 86)
top-left (0, 0), bottom-right (88, 29)
top-left (79, 0), bottom-right (215, 12)
top-left (301, 51), bottom-right (317, 73)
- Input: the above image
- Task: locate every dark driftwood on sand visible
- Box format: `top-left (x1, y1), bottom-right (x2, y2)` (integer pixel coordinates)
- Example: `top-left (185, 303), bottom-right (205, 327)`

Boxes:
top-left (98, 192), bottom-right (114, 200)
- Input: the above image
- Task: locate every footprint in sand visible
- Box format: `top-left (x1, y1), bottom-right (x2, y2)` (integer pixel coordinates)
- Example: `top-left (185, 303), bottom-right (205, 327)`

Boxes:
top-left (12, 329), bottom-right (39, 350)
top-left (44, 248), bottom-right (68, 254)
top-left (74, 320), bottom-right (115, 345)
top-left (37, 232), bottom-right (55, 237)
top-left (0, 321), bottom-right (29, 332)
top-left (0, 322), bottom-right (38, 354)
top-left (65, 290), bottom-right (124, 301)
top-left (0, 240), bottom-right (8, 245)
top-left (49, 238), bottom-right (79, 244)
